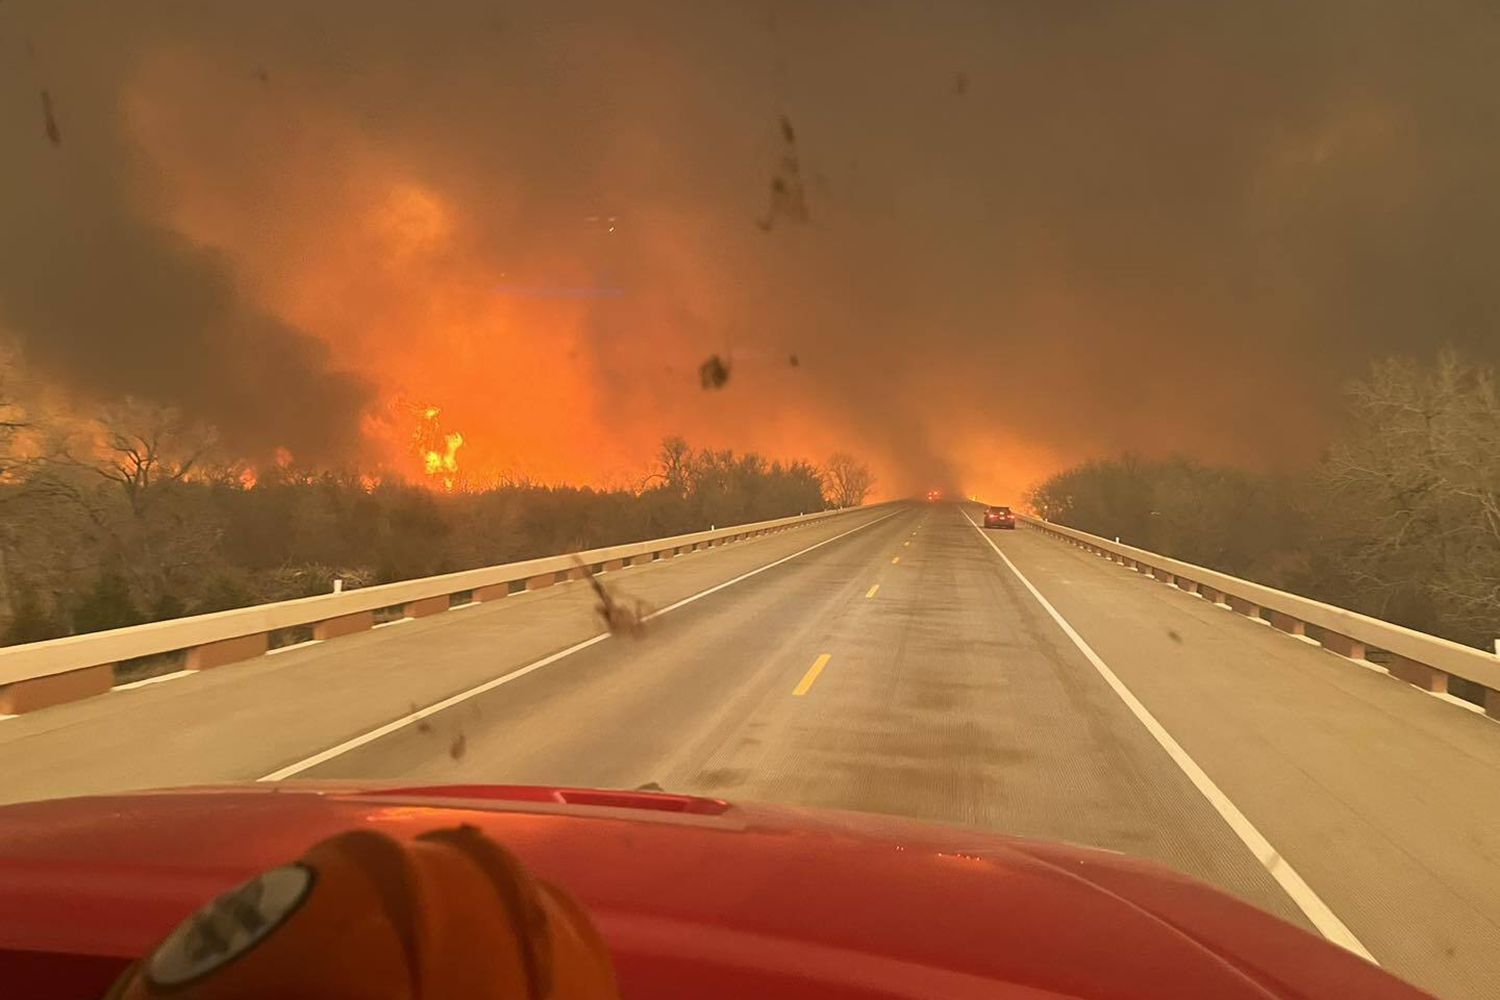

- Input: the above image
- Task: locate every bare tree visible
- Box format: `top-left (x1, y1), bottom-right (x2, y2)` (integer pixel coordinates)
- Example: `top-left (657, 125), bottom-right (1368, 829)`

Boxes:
top-left (649, 435), bottom-right (691, 493)
top-left (30, 398), bottom-right (224, 616)
top-left (823, 453), bottom-right (874, 508)
top-left (0, 351), bottom-right (37, 484)
top-left (1317, 350), bottom-right (1500, 644)
top-left (78, 398), bottom-right (217, 516)
top-left (0, 364), bottom-right (28, 628)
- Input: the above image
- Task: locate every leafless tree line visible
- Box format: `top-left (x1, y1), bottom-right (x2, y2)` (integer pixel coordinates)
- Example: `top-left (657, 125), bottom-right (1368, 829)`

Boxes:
top-left (1029, 350), bottom-right (1500, 649)
top-left (0, 381), bottom-right (873, 645)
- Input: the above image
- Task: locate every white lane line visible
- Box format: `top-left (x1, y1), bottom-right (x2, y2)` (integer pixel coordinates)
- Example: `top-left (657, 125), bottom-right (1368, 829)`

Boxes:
top-left (113, 669), bottom-right (195, 691)
top-left (640, 511), bottom-right (899, 622)
top-left (962, 510), bottom-right (1377, 963)
top-left (373, 618), bottom-right (413, 629)
top-left (257, 632), bottom-right (614, 781)
top-left (259, 509), bottom-right (902, 782)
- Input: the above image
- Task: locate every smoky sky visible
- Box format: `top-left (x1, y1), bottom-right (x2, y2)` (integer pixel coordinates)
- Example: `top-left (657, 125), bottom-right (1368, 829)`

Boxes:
top-left (3, 1), bottom-right (1499, 494)
top-left (0, 4), bottom-right (370, 461)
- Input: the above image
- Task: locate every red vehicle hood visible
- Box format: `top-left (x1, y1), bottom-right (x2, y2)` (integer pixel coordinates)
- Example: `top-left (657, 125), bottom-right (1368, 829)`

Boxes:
top-left (0, 784), bottom-right (1427, 1000)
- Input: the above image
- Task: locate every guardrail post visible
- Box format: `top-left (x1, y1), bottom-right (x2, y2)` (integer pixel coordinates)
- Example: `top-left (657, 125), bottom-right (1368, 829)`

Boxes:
top-left (1319, 632), bottom-right (1366, 660)
top-left (187, 633), bottom-right (270, 669)
top-left (1266, 611), bottom-right (1306, 637)
top-left (474, 582), bottom-right (511, 602)
top-left (314, 611), bottom-right (374, 640)
top-left (404, 596), bottom-right (448, 618)
top-left (525, 573), bottom-right (555, 592)
top-left (1485, 688), bottom-right (1500, 720)
top-left (1386, 654), bottom-right (1449, 693)
top-left (0, 665), bottom-right (113, 714)
top-left (1225, 595), bottom-right (1261, 618)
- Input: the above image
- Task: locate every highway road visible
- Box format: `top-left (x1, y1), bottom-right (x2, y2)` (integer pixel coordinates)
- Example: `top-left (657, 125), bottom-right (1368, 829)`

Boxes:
top-left (2, 502), bottom-right (1498, 999)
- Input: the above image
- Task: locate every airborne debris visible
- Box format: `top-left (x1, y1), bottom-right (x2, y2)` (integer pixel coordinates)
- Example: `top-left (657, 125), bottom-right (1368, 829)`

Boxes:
top-left (255, 68), bottom-right (270, 84)
top-left (757, 114), bottom-right (809, 231)
top-left (952, 71), bottom-right (970, 96)
top-left (39, 89), bottom-right (60, 146)
top-left (449, 731), bottom-right (468, 761)
top-left (1166, 629), bottom-right (1182, 643)
top-left (699, 354), bottom-right (731, 390)
top-left (574, 557), bottom-right (652, 638)
top-left (788, 353), bottom-right (800, 368)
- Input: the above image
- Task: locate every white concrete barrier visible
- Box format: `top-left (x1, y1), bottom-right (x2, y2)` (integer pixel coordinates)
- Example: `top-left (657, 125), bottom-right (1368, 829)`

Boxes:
top-left (0, 506), bottom-right (868, 713)
top-left (1018, 513), bottom-right (1500, 718)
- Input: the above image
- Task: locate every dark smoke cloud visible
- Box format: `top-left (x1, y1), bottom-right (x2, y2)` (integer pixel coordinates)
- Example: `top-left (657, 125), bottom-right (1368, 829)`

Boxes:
top-left (0, 4), bottom-right (370, 461)
top-left (2, 2), bottom-right (1499, 495)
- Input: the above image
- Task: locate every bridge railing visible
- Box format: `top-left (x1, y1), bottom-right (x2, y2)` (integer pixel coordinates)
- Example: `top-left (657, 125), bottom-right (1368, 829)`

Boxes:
top-left (0, 506), bottom-right (865, 714)
top-left (1020, 515), bottom-right (1500, 719)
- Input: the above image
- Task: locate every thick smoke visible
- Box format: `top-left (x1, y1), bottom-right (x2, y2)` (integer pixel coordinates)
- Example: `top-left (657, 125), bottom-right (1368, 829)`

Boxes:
top-left (0, 5), bottom-right (370, 462)
top-left (2, 2), bottom-right (1499, 496)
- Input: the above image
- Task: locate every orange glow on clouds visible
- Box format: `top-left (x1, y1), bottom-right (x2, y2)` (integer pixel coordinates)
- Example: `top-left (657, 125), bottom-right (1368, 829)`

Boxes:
top-left (125, 62), bottom-right (609, 485)
top-left (121, 52), bottom-right (860, 491)
top-left (119, 46), bottom-right (1063, 502)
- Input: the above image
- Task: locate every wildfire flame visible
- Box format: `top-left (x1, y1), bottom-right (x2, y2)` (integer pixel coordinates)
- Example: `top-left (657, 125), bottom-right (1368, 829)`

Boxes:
top-left (415, 405), bottom-right (464, 490)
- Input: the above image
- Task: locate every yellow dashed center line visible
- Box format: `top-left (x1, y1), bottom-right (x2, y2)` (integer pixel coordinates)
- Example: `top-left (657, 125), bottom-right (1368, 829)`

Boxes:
top-left (865, 584), bottom-right (880, 599)
top-left (891, 556), bottom-right (900, 565)
top-left (793, 653), bottom-right (832, 696)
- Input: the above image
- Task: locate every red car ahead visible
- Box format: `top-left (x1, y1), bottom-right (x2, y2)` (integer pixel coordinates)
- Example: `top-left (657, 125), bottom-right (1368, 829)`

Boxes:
top-left (984, 505), bottom-right (1016, 529)
top-left (0, 783), bottom-right (1431, 999)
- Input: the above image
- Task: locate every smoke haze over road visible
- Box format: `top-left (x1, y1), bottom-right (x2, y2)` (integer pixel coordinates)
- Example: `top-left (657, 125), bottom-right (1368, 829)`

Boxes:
top-left (3, 1), bottom-right (1498, 496)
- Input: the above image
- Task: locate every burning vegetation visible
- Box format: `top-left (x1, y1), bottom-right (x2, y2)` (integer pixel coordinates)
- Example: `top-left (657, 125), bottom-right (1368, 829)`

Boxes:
top-left (0, 373), bottom-right (871, 646)
top-left (414, 405), bottom-right (464, 491)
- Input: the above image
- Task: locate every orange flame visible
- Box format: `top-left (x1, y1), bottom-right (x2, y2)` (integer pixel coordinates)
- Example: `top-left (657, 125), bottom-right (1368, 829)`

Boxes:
top-left (415, 405), bottom-right (464, 490)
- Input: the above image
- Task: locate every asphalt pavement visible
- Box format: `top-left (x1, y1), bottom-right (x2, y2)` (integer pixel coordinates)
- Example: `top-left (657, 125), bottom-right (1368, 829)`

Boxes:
top-left (2, 501), bottom-right (1497, 999)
